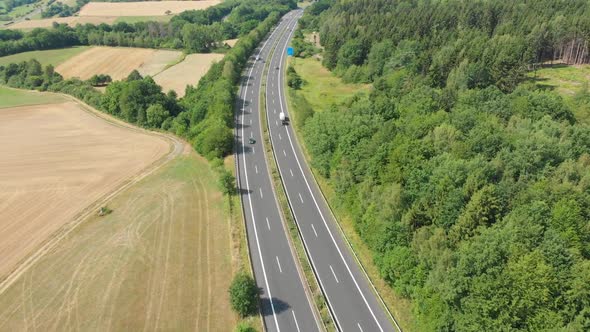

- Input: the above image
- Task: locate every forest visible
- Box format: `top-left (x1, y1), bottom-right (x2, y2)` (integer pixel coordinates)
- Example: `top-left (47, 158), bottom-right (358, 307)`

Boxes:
top-left (0, 0), bottom-right (294, 56)
top-left (0, 0), bottom-right (297, 160)
top-left (293, 0), bottom-right (590, 331)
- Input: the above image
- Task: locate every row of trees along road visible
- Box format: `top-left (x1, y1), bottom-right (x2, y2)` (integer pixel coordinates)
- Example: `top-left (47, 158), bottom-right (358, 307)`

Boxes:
top-left (290, 0), bottom-right (590, 331)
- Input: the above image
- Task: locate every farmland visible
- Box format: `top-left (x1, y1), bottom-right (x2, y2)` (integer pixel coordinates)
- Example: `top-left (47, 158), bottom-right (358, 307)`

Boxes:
top-left (0, 46), bottom-right (89, 67)
top-left (0, 146), bottom-right (236, 331)
top-left (78, 0), bottom-right (221, 17)
top-left (0, 99), bottom-right (169, 279)
top-left (153, 53), bottom-right (224, 96)
top-left (0, 85), bottom-right (65, 107)
top-left (55, 46), bottom-right (183, 81)
top-left (6, 16), bottom-right (118, 29)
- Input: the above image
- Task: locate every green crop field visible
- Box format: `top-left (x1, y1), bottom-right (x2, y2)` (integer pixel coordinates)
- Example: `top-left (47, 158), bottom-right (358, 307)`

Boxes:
top-left (288, 57), bottom-right (370, 112)
top-left (0, 150), bottom-right (237, 331)
top-left (0, 85), bottom-right (66, 108)
top-left (0, 46), bottom-right (89, 67)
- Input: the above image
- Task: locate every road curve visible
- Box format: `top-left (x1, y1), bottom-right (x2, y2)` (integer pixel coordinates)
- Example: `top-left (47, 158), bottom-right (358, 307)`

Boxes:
top-left (234, 11), bottom-right (321, 332)
top-left (265, 9), bottom-right (401, 332)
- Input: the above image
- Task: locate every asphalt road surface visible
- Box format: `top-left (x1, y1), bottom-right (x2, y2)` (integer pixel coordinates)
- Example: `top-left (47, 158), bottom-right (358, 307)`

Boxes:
top-left (264, 9), bottom-right (401, 332)
top-left (234, 11), bottom-right (321, 332)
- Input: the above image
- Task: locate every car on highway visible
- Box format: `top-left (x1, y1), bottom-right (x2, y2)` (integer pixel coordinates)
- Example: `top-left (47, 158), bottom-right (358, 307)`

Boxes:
top-left (249, 138), bottom-right (256, 144)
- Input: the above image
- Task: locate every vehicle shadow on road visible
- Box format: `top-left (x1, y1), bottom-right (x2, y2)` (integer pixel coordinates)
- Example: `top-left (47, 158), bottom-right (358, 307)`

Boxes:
top-left (260, 296), bottom-right (291, 316)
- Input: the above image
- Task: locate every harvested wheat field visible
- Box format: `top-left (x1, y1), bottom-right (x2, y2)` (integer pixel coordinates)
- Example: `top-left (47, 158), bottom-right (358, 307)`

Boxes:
top-left (224, 38), bottom-right (239, 47)
top-left (7, 16), bottom-right (117, 29)
top-left (0, 101), bottom-right (169, 279)
top-left (0, 149), bottom-right (236, 331)
top-left (56, 46), bottom-right (182, 81)
top-left (79, 0), bottom-right (221, 17)
top-left (154, 53), bottom-right (224, 96)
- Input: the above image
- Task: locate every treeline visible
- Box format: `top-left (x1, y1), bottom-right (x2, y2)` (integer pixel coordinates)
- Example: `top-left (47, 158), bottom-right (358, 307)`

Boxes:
top-left (294, 1), bottom-right (590, 331)
top-left (0, 0), bottom-right (293, 56)
top-left (42, 0), bottom-right (88, 18)
top-left (2, 0), bottom-right (37, 12)
top-left (299, 0), bottom-right (590, 91)
top-left (0, 0), bottom-right (296, 161)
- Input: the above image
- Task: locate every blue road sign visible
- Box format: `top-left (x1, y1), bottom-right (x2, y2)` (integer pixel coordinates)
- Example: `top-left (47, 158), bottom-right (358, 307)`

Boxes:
top-left (287, 47), bottom-right (294, 56)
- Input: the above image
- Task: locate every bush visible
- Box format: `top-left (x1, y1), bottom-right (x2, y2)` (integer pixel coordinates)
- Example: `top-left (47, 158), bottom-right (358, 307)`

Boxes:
top-left (229, 273), bottom-right (259, 317)
top-left (235, 322), bottom-right (256, 332)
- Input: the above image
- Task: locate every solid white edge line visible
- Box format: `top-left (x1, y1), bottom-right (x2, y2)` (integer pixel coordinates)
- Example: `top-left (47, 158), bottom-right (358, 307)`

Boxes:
top-left (238, 18), bottom-right (286, 332)
top-left (275, 13), bottom-right (386, 332)
top-left (329, 265), bottom-right (339, 283)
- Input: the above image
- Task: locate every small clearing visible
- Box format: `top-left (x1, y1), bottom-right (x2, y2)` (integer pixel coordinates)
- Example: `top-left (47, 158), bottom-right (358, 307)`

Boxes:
top-left (55, 46), bottom-right (183, 81)
top-left (78, 0), bottom-right (221, 17)
top-left (0, 99), bottom-right (169, 279)
top-left (288, 57), bottom-right (370, 112)
top-left (154, 53), bottom-right (224, 97)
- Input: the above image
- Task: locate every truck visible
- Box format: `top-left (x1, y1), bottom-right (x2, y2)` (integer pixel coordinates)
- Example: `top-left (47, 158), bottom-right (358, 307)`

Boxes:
top-left (279, 111), bottom-right (288, 125)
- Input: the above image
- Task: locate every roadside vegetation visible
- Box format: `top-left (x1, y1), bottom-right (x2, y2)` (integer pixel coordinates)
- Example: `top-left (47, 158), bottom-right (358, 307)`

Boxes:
top-left (288, 0), bottom-right (590, 331)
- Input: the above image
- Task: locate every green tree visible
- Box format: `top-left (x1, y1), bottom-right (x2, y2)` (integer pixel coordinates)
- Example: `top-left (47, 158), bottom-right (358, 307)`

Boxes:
top-left (218, 168), bottom-right (236, 195)
top-left (146, 104), bottom-right (170, 128)
top-left (229, 273), bottom-right (259, 317)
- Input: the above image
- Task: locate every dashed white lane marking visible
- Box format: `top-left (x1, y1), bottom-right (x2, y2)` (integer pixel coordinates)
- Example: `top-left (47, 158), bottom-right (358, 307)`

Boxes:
top-left (255, 165), bottom-right (258, 174)
top-left (250, 119), bottom-right (252, 125)
top-left (273, 99), bottom-right (275, 104)
top-left (266, 217), bottom-right (271, 230)
top-left (250, 131), bottom-right (253, 138)
top-left (259, 187), bottom-right (264, 198)
top-left (252, 147), bottom-right (255, 155)
top-left (290, 168), bottom-right (294, 177)
top-left (283, 149), bottom-right (287, 157)
top-left (276, 120), bottom-right (278, 126)
top-left (293, 311), bottom-right (302, 332)
top-left (278, 133), bottom-right (282, 140)
top-left (276, 256), bottom-right (283, 273)
top-left (330, 265), bottom-right (339, 283)
top-left (357, 323), bottom-right (364, 332)
top-left (298, 193), bottom-right (304, 204)
top-left (311, 224), bottom-right (318, 237)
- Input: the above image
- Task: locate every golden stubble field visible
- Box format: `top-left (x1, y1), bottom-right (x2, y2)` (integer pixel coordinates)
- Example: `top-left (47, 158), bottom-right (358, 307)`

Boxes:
top-left (55, 46), bottom-right (182, 81)
top-left (154, 53), bottom-right (224, 96)
top-left (0, 101), bottom-right (170, 279)
top-left (7, 16), bottom-right (118, 29)
top-left (78, 0), bottom-right (221, 17)
top-left (0, 146), bottom-right (236, 331)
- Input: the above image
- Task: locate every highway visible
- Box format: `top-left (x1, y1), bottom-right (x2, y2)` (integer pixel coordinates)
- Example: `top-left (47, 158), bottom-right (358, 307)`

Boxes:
top-left (264, 9), bottom-right (400, 332)
top-left (234, 11), bottom-right (321, 332)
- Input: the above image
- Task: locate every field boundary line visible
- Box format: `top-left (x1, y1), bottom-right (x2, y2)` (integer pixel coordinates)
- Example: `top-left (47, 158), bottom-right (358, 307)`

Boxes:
top-left (0, 90), bottom-right (185, 296)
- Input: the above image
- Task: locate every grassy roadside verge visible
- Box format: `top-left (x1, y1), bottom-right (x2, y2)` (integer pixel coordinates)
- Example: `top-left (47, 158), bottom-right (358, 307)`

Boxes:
top-left (258, 30), bottom-right (334, 331)
top-left (285, 61), bottom-right (416, 331)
